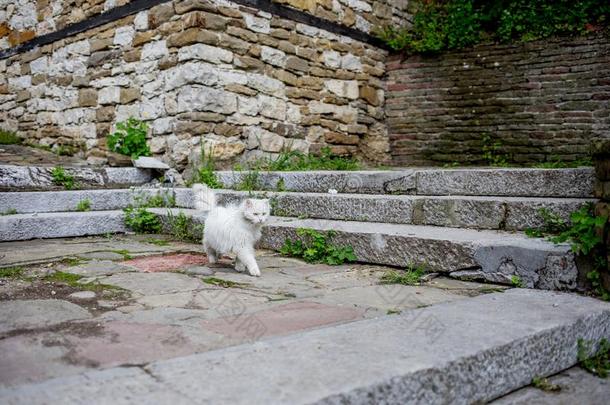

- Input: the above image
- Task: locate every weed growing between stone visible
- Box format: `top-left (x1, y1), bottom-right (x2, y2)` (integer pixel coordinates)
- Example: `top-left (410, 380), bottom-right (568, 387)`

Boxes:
top-left (111, 250), bottom-right (133, 260)
top-left (123, 207), bottom-right (162, 234)
top-left (526, 204), bottom-right (610, 300)
top-left (43, 271), bottom-right (126, 295)
top-left (243, 147), bottom-right (361, 172)
top-left (107, 117), bottom-right (151, 159)
top-left (0, 266), bottom-right (25, 278)
top-left (280, 228), bottom-right (357, 265)
top-left (525, 208), bottom-right (569, 238)
top-left (578, 338), bottom-right (610, 378)
top-left (510, 275), bottom-right (525, 288)
top-left (379, 264), bottom-right (426, 286)
top-left (192, 146), bottom-right (223, 189)
top-left (144, 238), bottom-right (170, 246)
top-left (202, 277), bottom-right (246, 288)
top-left (481, 135), bottom-right (510, 167)
top-left (236, 170), bottom-right (262, 193)
top-left (76, 199), bottom-right (91, 212)
top-left (531, 376), bottom-right (561, 392)
top-left (1, 208), bottom-right (17, 215)
top-left (0, 129), bottom-right (22, 145)
top-left (533, 157), bottom-right (593, 168)
top-left (51, 166), bottom-right (75, 190)
top-left (165, 210), bottom-right (204, 243)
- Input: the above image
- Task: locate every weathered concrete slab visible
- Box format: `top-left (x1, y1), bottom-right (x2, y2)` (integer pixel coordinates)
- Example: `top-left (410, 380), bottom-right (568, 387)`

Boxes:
top-left (1, 290), bottom-right (607, 404)
top-left (0, 165), bottom-right (154, 191)
top-left (216, 168), bottom-right (594, 197)
top-left (0, 211), bottom-right (127, 241)
top-left (0, 300), bottom-right (91, 335)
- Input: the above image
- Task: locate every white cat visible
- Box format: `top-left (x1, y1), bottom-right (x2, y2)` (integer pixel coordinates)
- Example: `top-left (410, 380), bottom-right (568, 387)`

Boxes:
top-left (193, 184), bottom-right (270, 277)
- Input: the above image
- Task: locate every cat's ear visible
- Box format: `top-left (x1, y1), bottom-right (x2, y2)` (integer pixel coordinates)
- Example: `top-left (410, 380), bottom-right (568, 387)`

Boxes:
top-left (245, 199), bottom-right (253, 209)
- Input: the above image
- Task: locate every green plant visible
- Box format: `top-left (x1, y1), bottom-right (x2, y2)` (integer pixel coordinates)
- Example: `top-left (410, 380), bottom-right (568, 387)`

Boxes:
top-left (145, 191), bottom-right (176, 208)
top-left (55, 144), bottom-right (79, 156)
top-left (578, 338), bottom-right (610, 378)
top-left (0, 129), bottom-right (22, 145)
top-left (51, 166), bottom-right (75, 190)
top-left (275, 178), bottom-right (286, 192)
top-left (533, 157), bottom-right (594, 168)
top-left (532, 376), bottom-right (561, 392)
top-left (380, 264), bottom-right (426, 286)
top-left (481, 134), bottom-right (510, 167)
top-left (246, 147), bottom-right (360, 172)
top-left (123, 207), bottom-right (162, 234)
top-left (0, 266), bottom-right (25, 278)
top-left (76, 199), bottom-right (91, 212)
top-left (107, 117), bottom-right (151, 159)
top-left (550, 204), bottom-right (606, 256)
top-left (545, 203), bottom-right (610, 300)
top-left (166, 210), bottom-right (204, 243)
top-left (525, 208), bottom-right (569, 238)
top-left (1, 208), bottom-right (18, 215)
top-left (511, 275), bottom-right (525, 288)
top-left (236, 170), bottom-right (262, 193)
top-left (111, 249), bottom-right (133, 260)
top-left (43, 271), bottom-right (125, 294)
top-left (202, 277), bottom-right (246, 288)
top-left (193, 146), bottom-right (223, 189)
top-left (387, 309), bottom-right (402, 315)
top-left (280, 228), bottom-right (357, 265)
top-left (375, 0), bottom-right (610, 54)
top-left (145, 238), bottom-right (170, 246)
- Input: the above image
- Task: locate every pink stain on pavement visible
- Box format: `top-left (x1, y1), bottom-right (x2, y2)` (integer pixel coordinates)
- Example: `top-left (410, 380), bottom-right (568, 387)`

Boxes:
top-left (200, 301), bottom-right (365, 340)
top-left (124, 253), bottom-right (208, 272)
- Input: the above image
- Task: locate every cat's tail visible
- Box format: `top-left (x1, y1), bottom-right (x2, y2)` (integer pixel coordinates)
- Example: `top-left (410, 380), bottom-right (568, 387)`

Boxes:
top-left (192, 183), bottom-right (216, 211)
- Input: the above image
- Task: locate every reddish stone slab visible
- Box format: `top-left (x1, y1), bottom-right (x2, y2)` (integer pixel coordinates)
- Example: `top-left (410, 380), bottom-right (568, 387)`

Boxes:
top-left (200, 301), bottom-right (365, 341)
top-left (124, 253), bottom-right (208, 272)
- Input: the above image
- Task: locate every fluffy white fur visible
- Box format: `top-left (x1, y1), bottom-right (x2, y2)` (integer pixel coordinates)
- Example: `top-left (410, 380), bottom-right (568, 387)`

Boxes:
top-left (193, 184), bottom-right (270, 277)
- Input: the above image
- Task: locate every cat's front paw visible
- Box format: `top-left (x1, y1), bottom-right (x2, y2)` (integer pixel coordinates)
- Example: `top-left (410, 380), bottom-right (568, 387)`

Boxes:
top-left (248, 268), bottom-right (261, 277)
top-left (234, 261), bottom-right (246, 272)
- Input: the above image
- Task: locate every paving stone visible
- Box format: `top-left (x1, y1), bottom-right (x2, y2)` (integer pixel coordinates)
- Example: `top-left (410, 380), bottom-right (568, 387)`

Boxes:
top-left (200, 300), bottom-right (365, 339)
top-left (136, 292), bottom-right (196, 308)
top-left (77, 251), bottom-right (126, 261)
top-left (313, 284), bottom-right (469, 312)
top-left (62, 260), bottom-right (135, 277)
top-left (68, 291), bottom-right (96, 300)
top-left (100, 273), bottom-right (202, 296)
top-left (0, 300), bottom-right (91, 334)
top-left (182, 266), bottom-right (214, 276)
top-left (123, 253), bottom-right (208, 273)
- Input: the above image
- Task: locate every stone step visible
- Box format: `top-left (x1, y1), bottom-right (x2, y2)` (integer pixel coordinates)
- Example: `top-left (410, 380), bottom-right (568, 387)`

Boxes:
top-left (1, 289), bottom-right (608, 404)
top-left (0, 188), bottom-right (175, 214)
top-left (0, 207), bottom-right (577, 290)
top-left (216, 167), bottom-right (594, 197)
top-left (0, 164), bottom-right (155, 191)
top-left (214, 189), bottom-right (594, 231)
top-left (150, 209), bottom-right (576, 290)
top-left (0, 210), bottom-right (127, 241)
top-left (2, 188), bottom-right (593, 232)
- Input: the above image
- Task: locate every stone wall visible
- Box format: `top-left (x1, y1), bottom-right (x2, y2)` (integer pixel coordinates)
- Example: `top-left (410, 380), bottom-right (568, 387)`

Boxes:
top-left (592, 139), bottom-right (610, 291)
top-left (386, 34), bottom-right (610, 166)
top-left (0, 0), bottom-right (132, 49)
top-left (0, 0), bottom-right (390, 170)
top-left (273, 0), bottom-right (411, 33)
